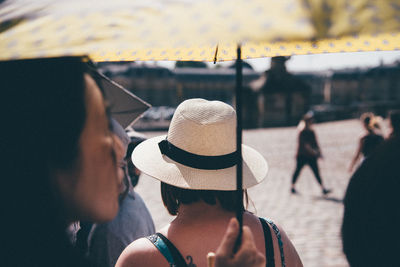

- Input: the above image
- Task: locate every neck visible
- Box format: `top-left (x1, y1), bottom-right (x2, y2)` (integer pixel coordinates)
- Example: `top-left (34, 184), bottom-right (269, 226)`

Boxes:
top-left (175, 201), bottom-right (234, 222)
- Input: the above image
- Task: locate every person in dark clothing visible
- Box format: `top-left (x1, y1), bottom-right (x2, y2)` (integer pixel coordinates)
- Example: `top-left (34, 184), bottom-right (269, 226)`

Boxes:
top-left (342, 135), bottom-right (400, 267)
top-left (348, 113), bottom-right (384, 172)
top-left (291, 112), bottom-right (331, 195)
top-left (388, 109), bottom-right (400, 139)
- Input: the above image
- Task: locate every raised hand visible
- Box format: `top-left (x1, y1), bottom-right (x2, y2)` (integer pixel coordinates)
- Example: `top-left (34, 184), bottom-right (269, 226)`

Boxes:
top-left (213, 218), bottom-right (265, 267)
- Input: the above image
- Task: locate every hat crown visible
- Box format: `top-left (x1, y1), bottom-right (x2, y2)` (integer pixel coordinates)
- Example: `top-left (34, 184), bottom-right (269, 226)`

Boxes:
top-left (167, 99), bottom-right (236, 156)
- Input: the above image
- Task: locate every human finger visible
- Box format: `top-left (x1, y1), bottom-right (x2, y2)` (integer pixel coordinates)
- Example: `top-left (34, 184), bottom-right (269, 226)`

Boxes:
top-left (215, 218), bottom-right (239, 257)
top-left (235, 226), bottom-right (266, 267)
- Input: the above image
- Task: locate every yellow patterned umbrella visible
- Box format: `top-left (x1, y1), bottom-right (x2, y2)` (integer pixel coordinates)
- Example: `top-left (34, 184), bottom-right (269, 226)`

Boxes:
top-left (1, 0), bottom-right (400, 62)
top-left (2, 0), bottom-right (400, 243)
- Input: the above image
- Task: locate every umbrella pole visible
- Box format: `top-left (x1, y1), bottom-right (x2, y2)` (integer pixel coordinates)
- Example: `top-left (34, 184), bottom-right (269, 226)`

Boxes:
top-left (234, 45), bottom-right (243, 252)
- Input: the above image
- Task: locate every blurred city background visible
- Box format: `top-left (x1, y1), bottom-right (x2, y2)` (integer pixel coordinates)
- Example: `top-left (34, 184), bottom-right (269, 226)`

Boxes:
top-left (99, 51), bottom-right (400, 130)
top-left (97, 51), bottom-right (400, 266)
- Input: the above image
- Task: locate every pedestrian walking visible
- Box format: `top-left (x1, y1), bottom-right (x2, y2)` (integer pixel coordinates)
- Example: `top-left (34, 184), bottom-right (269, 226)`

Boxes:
top-left (290, 111), bottom-right (331, 195)
top-left (348, 112), bottom-right (384, 172)
top-left (117, 98), bottom-right (303, 267)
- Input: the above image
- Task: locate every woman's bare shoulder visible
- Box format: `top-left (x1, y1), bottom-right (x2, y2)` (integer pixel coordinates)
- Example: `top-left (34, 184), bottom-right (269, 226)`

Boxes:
top-left (115, 237), bottom-right (167, 267)
top-left (273, 223), bottom-right (303, 267)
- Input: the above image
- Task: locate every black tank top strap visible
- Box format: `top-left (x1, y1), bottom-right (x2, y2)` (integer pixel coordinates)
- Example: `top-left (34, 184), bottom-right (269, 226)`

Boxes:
top-left (261, 218), bottom-right (286, 267)
top-left (259, 217), bottom-right (275, 267)
top-left (156, 233), bottom-right (188, 267)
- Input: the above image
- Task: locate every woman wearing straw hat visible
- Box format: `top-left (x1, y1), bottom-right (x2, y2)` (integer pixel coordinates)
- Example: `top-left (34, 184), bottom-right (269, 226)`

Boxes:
top-left (348, 112), bottom-right (384, 172)
top-left (116, 99), bottom-right (303, 267)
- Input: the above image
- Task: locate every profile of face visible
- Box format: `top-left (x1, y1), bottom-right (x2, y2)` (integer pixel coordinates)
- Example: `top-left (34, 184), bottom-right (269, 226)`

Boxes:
top-left (55, 74), bottom-right (124, 223)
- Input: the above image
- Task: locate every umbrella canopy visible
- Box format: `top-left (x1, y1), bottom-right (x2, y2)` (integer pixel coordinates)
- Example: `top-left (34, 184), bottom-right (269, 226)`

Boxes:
top-left (1, 0), bottom-right (400, 62)
top-left (2, 0), bottom-right (400, 246)
top-left (97, 69), bottom-right (151, 128)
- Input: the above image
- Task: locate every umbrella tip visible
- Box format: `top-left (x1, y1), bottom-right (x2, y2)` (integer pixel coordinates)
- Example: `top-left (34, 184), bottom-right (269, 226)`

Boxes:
top-left (213, 45), bottom-right (219, 64)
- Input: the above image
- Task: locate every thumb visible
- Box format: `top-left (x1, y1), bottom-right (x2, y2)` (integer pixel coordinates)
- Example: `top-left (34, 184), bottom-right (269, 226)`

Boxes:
top-left (240, 226), bottom-right (257, 249)
top-left (216, 218), bottom-right (239, 257)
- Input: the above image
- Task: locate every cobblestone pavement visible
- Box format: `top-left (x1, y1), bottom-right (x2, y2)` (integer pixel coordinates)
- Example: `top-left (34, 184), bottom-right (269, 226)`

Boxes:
top-left (135, 119), bottom-right (390, 267)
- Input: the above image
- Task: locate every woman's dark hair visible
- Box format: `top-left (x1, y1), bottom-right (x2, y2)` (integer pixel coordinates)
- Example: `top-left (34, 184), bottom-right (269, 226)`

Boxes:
top-left (161, 182), bottom-right (248, 215)
top-left (389, 110), bottom-right (400, 137)
top-left (1, 57), bottom-right (95, 266)
top-left (360, 112), bottom-right (379, 131)
top-left (342, 136), bottom-right (400, 267)
top-left (363, 116), bottom-right (371, 125)
top-left (125, 137), bottom-right (146, 187)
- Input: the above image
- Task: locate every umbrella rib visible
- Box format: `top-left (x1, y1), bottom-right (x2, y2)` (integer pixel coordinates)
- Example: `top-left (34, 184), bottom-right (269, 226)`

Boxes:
top-left (111, 108), bottom-right (149, 114)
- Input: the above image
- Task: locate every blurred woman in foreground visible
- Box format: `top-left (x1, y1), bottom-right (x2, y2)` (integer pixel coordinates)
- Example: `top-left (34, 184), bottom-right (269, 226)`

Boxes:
top-left (342, 132), bottom-right (400, 266)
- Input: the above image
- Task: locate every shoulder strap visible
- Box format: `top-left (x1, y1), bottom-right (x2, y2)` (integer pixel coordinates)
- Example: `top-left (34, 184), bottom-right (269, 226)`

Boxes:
top-left (146, 234), bottom-right (175, 266)
top-left (259, 217), bottom-right (275, 267)
top-left (263, 218), bottom-right (286, 267)
top-left (157, 233), bottom-right (188, 267)
top-left (146, 233), bottom-right (188, 267)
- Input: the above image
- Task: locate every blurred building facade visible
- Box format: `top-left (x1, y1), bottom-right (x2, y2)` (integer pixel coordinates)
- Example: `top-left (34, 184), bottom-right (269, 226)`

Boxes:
top-left (99, 59), bottom-right (400, 129)
top-left (315, 64), bottom-right (400, 121)
top-left (100, 62), bottom-right (258, 107)
top-left (249, 57), bottom-right (311, 127)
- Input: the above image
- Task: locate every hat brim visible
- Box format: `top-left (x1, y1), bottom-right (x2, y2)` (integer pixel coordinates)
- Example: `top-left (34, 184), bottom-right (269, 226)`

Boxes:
top-left (132, 135), bottom-right (268, 190)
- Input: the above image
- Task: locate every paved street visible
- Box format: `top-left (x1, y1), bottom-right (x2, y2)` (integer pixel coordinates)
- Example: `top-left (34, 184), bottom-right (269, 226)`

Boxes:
top-left (135, 119), bottom-right (390, 267)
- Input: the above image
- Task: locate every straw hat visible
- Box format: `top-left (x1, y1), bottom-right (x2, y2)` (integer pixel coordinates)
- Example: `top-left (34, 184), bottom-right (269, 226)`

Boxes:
top-left (131, 98), bottom-right (268, 190)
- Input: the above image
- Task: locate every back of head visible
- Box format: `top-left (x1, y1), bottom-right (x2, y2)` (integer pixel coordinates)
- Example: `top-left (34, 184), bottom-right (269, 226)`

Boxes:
top-left (160, 99), bottom-right (242, 214)
top-left (342, 136), bottom-right (400, 266)
top-left (298, 111), bottom-right (314, 130)
top-left (360, 112), bottom-right (380, 131)
top-left (126, 132), bottom-right (147, 188)
top-left (1, 57), bottom-right (89, 266)
top-left (161, 182), bottom-right (245, 216)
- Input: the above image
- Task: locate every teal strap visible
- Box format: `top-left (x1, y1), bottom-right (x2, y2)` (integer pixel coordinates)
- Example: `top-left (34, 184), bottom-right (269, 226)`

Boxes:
top-left (146, 234), bottom-right (175, 266)
top-left (264, 218), bottom-right (286, 267)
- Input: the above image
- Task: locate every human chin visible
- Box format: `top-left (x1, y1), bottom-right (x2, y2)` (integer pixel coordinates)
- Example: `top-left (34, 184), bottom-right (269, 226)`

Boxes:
top-left (91, 193), bottom-right (119, 222)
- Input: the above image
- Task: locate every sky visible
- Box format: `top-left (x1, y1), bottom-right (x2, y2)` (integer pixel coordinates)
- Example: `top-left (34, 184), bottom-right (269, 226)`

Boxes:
top-left (151, 51), bottom-right (400, 73)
